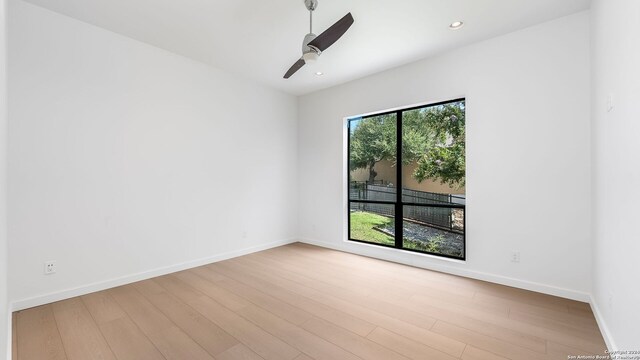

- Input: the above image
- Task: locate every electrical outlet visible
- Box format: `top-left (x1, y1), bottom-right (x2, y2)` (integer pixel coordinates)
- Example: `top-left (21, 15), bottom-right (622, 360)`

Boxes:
top-left (44, 261), bottom-right (57, 275)
top-left (241, 231), bottom-right (248, 239)
top-left (511, 251), bottom-right (521, 263)
top-left (607, 94), bottom-right (614, 112)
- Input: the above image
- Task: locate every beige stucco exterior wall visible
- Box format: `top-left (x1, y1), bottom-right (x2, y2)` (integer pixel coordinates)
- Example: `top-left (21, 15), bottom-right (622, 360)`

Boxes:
top-left (350, 160), bottom-right (465, 195)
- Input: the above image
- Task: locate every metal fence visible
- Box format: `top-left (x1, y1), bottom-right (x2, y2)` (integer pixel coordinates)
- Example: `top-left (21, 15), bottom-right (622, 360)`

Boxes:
top-left (350, 182), bottom-right (465, 233)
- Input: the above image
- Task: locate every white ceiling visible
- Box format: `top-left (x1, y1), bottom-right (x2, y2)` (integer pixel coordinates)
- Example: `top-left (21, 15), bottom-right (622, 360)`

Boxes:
top-left (22, 0), bottom-right (590, 95)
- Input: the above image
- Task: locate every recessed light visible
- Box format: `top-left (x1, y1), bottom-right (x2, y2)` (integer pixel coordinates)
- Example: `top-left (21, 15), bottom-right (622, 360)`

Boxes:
top-left (315, 71), bottom-right (324, 76)
top-left (449, 21), bottom-right (464, 30)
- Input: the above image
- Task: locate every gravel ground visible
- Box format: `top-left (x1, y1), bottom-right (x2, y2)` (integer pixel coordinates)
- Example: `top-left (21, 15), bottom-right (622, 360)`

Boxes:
top-left (379, 222), bottom-right (464, 257)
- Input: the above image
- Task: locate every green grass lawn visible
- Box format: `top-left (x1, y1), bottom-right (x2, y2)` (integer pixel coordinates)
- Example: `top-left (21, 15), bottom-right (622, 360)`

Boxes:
top-left (350, 211), bottom-right (395, 246)
top-left (350, 211), bottom-right (453, 256)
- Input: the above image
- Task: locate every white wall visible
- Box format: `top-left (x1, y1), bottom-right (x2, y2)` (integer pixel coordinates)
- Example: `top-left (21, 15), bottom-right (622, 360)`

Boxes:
top-left (591, 0), bottom-right (640, 350)
top-left (298, 12), bottom-right (592, 300)
top-left (7, 0), bottom-right (298, 309)
top-left (0, 0), bottom-right (9, 356)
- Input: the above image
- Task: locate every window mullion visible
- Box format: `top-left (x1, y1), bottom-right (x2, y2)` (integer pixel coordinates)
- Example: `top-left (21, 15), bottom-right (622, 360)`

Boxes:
top-left (395, 111), bottom-right (403, 249)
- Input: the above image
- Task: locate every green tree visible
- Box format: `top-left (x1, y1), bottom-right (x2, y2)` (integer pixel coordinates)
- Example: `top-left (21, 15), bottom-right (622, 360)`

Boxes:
top-left (349, 101), bottom-right (465, 188)
top-left (349, 114), bottom-right (396, 183)
top-left (412, 102), bottom-right (465, 188)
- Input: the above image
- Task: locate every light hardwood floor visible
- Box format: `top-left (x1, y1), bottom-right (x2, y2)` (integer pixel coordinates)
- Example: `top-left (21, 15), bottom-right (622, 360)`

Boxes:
top-left (12, 243), bottom-right (608, 360)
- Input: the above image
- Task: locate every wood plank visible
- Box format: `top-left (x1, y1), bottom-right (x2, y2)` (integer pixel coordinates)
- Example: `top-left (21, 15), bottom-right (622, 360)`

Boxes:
top-left (108, 285), bottom-right (214, 360)
top-left (384, 292), bottom-right (547, 353)
top-left (366, 327), bottom-right (459, 360)
top-left (546, 341), bottom-right (606, 358)
top-left (267, 246), bottom-right (513, 328)
top-left (288, 244), bottom-right (587, 314)
top-left (170, 272), bottom-right (251, 311)
top-left (239, 252), bottom-right (439, 331)
top-left (567, 305), bottom-right (594, 317)
top-left (227, 251), bottom-right (465, 356)
top-left (301, 317), bottom-right (411, 360)
top-left (293, 355), bottom-right (315, 360)
top-left (81, 291), bottom-right (127, 324)
top-left (82, 290), bottom-right (165, 360)
top-left (298, 249), bottom-right (596, 354)
top-left (190, 265), bottom-right (228, 282)
top-left (473, 289), bottom-right (570, 314)
top-left (51, 298), bottom-right (117, 360)
top-left (208, 259), bottom-right (376, 336)
top-left (461, 346), bottom-right (510, 360)
top-left (211, 277), bottom-right (313, 326)
top-left (281, 243), bottom-right (476, 298)
top-left (410, 294), bottom-right (509, 318)
top-left (404, 294), bottom-right (601, 354)
top-left (250, 251), bottom-right (374, 298)
top-left (134, 279), bottom-right (239, 356)
top-left (269, 246), bottom-right (418, 298)
top-left (509, 309), bottom-right (602, 338)
top-left (16, 305), bottom-right (67, 360)
top-left (431, 321), bottom-right (548, 360)
top-left (567, 301), bottom-right (592, 312)
top-left (477, 293), bottom-right (599, 329)
top-left (235, 304), bottom-right (362, 360)
top-left (12, 312), bottom-right (18, 360)
top-left (260, 249), bottom-right (418, 303)
top-left (253, 247), bottom-right (402, 297)
top-left (97, 317), bottom-right (166, 360)
top-left (213, 343), bottom-right (265, 360)
top-left (155, 277), bottom-right (300, 360)
top-left (510, 302), bottom-right (599, 328)
top-left (150, 327), bottom-right (215, 360)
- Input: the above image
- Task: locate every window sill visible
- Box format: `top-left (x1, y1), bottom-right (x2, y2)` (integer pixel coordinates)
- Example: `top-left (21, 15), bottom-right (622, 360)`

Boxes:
top-left (343, 238), bottom-right (466, 264)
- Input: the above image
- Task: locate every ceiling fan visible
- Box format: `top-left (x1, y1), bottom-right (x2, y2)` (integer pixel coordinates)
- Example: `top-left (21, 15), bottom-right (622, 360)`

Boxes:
top-left (283, 0), bottom-right (354, 79)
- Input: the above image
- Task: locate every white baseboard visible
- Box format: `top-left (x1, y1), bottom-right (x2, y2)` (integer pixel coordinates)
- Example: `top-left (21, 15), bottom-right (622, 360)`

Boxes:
top-left (11, 238), bottom-right (296, 312)
top-left (299, 238), bottom-right (591, 302)
top-left (590, 295), bottom-right (615, 351)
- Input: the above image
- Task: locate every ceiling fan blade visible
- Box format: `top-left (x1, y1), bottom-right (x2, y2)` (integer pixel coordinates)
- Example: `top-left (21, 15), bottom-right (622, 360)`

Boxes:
top-left (308, 12), bottom-right (354, 52)
top-left (284, 58), bottom-right (306, 79)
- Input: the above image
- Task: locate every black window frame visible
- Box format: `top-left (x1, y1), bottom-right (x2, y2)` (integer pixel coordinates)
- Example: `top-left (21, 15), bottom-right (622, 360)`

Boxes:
top-left (347, 98), bottom-right (466, 261)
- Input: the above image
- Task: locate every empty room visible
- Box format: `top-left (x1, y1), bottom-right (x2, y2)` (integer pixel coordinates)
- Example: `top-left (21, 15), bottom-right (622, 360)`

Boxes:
top-left (0, 0), bottom-right (638, 359)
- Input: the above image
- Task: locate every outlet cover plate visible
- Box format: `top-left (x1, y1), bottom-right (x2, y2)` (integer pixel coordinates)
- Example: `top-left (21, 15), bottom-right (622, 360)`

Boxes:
top-left (44, 261), bottom-right (57, 275)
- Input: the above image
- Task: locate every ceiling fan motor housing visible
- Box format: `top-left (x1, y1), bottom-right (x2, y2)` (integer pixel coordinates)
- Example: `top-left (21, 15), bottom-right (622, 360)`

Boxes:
top-left (304, 0), bottom-right (318, 11)
top-left (302, 33), bottom-right (319, 53)
top-left (302, 33), bottom-right (320, 63)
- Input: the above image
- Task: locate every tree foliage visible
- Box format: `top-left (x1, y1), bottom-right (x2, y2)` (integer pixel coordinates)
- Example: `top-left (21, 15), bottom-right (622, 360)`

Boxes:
top-left (412, 102), bottom-right (465, 188)
top-left (349, 101), bottom-right (465, 188)
top-left (348, 114), bottom-right (396, 183)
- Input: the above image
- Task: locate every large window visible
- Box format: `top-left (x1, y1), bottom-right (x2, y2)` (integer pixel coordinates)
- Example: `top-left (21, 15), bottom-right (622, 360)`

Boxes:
top-left (348, 99), bottom-right (466, 260)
